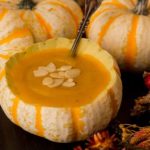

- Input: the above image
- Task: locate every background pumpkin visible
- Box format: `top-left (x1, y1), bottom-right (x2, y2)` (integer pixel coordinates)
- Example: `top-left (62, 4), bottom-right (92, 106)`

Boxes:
top-left (87, 0), bottom-right (150, 71)
top-left (0, 38), bottom-right (122, 143)
top-left (0, 0), bottom-right (83, 42)
top-left (0, 0), bottom-right (83, 77)
top-left (0, 0), bottom-right (85, 7)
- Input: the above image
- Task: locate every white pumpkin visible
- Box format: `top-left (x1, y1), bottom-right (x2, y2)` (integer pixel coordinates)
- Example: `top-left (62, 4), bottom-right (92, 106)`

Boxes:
top-left (0, 38), bottom-right (122, 143)
top-left (0, 0), bottom-right (85, 6)
top-left (0, 0), bottom-right (83, 75)
top-left (0, 0), bottom-right (83, 45)
top-left (87, 0), bottom-right (150, 71)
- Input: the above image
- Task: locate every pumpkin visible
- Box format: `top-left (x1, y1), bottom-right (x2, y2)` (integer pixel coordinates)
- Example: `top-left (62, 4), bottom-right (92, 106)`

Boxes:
top-left (0, 0), bottom-right (83, 44)
top-left (0, 0), bottom-right (42, 3)
top-left (0, 0), bottom-right (83, 76)
top-left (87, 0), bottom-right (150, 71)
top-left (1, 0), bottom-right (85, 6)
top-left (0, 38), bottom-right (122, 143)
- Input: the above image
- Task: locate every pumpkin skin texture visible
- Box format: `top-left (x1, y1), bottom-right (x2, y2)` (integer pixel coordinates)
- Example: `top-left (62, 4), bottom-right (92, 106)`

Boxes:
top-left (0, 0), bottom-right (83, 42)
top-left (87, 0), bottom-right (150, 71)
top-left (0, 8), bottom-right (34, 74)
top-left (0, 38), bottom-right (122, 143)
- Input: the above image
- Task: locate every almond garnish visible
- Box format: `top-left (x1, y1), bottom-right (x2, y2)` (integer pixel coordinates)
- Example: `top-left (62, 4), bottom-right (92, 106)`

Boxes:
top-left (62, 81), bottom-right (75, 87)
top-left (57, 65), bottom-right (72, 71)
top-left (47, 79), bottom-right (64, 88)
top-left (46, 63), bottom-right (56, 73)
top-left (42, 77), bottom-right (53, 86)
top-left (65, 69), bottom-right (80, 78)
top-left (33, 67), bottom-right (49, 77)
top-left (33, 63), bottom-right (80, 88)
top-left (50, 72), bottom-right (65, 79)
top-left (67, 78), bottom-right (74, 82)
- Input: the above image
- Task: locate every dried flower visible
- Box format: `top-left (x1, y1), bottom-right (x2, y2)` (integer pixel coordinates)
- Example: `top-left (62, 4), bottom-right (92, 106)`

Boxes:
top-left (74, 130), bottom-right (117, 150)
top-left (143, 72), bottom-right (150, 90)
top-left (86, 131), bottom-right (117, 150)
top-left (131, 93), bottom-right (150, 116)
top-left (131, 92), bottom-right (150, 125)
top-left (74, 146), bottom-right (83, 150)
top-left (119, 124), bottom-right (150, 149)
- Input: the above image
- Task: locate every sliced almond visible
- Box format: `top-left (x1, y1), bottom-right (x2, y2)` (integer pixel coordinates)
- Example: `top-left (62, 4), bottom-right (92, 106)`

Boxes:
top-left (57, 65), bottom-right (72, 71)
top-left (58, 71), bottom-right (66, 77)
top-left (62, 81), bottom-right (75, 87)
top-left (67, 78), bottom-right (74, 82)
top-left (42, 77), bottom-right (53, 86)
top-left (47, 79), bottom-right (64, 88)
top-left (46, 63), bottom-right (56, 73)
top-left (65, 69), bottom-right (80, 78)
top-left (33, 67), bottom-right (49, 77)
top-left (50, 72), bottom-right (64, 79)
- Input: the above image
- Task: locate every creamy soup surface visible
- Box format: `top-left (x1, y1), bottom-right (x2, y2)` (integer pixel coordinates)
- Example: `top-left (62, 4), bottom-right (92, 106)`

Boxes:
top-left (9, 49), bottom-right (111, 107)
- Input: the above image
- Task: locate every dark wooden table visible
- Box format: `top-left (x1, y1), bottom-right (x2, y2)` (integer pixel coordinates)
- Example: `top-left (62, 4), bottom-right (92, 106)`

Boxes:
top-left (0, 72), bottom-right (148, 150)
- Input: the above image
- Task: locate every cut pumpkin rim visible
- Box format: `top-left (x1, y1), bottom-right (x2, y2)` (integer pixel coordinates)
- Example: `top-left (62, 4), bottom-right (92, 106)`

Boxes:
top-left (5, 38), bottom-right (120, 108)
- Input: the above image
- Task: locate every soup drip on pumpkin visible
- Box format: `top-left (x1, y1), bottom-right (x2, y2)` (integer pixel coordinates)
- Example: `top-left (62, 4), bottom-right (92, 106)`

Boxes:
top-left (8, 49), bottom-right (111, 107)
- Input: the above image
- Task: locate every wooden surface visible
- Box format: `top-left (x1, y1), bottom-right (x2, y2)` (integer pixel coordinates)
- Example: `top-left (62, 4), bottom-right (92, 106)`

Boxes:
top-left (0, 72), bottom-right (148, 150)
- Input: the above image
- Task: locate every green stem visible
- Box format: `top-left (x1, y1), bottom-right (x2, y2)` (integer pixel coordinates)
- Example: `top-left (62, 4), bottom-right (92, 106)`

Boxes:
top-left (18, 0), bottom-right (35, 9)
top-left (134, 0), bottom-right (149, 15)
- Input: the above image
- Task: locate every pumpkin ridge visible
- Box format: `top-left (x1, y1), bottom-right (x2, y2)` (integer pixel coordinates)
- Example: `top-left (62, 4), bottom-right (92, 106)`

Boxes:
top-left (34, 11), bottom-right (52, 38)
top-left (0, 69), bottom-right (5, 81)
top-left (35, 105), bottom-right (44, 136)
top-left (98, 13), bottom-right (124, 45)
top-left (0, 8), bottom-right (8, 21)
top-left (102, 0), bottom-right (128, 9)
top-left (87, 8), bottom-right (113, 36)
top-left (124, 15), bottom-right (139, 68)
top-left (0, 27), bottom-right (32, 45)
top-left (11, 97), bottom-right (19, 125)
top-left (108, 89), bottom-right (118, 119)
top-left (71, 108), bottom-right (84, 140)
top-left (47, 1), bottom-right (79, 32)
top-left (0, 53), bottom-right (10, 59)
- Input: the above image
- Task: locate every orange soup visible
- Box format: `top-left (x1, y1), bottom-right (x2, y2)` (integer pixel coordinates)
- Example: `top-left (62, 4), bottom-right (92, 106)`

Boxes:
top-left (8, 49), bottom-right (111, 107)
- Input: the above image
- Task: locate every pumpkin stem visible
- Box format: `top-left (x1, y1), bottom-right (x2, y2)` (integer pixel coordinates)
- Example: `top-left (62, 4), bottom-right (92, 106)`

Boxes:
top-left (18, 0), bottom-right (35, 9)
top-left (134, 0), bottom-right (149, 15)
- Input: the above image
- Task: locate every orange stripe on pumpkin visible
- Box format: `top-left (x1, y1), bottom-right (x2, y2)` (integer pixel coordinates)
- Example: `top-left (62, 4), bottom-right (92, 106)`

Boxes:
top-left (102, 0), bottom-right (128, 9)
top-left (71, 108), bottom-right (85, 140)
top-left (48, 1), bottom-right (79, 31)
top-left (19, 11), bottom-right (25, 20)
top-left (130, 0), bottom-right (135, 5)
top-left (11, 97), bottom-right (19, 125)
top-left (124, 15), bottom-right (139, 68)
top-left (87, 8), bottom-right (113, 36)
top-left (0, 54), bottom-right (11, 59)
top-left (0, 28), bottom-right (31, 45)
top-left (35, 106), bottom-right (44, 136)
top-left (0, 69), bottom-right (5, 81)
top-left (34, 12), bottom-right (52, 38)
top-left (0, 9), bottom-right (8, 21)
top-left (98, 14), bottom-right (123, 45)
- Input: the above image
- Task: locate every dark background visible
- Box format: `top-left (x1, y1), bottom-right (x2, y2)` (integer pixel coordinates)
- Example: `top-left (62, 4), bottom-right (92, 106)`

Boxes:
top-left (0, 72), bottom-right (147, 150)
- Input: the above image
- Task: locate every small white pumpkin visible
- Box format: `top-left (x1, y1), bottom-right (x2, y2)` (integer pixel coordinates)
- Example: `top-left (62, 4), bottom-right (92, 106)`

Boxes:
top-left (87, 0), bottom-right (150, 71)
top-left (0, 0), bottom-right (83, 75)
top-left (0, 0), bottom-right (83, 47)
top-left (0, 38), bottom-right (122, 143)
